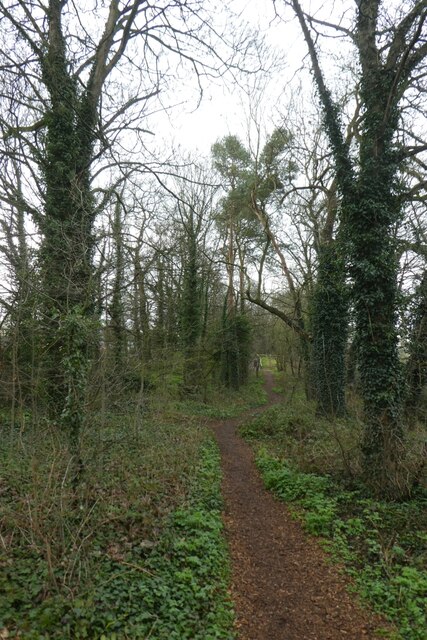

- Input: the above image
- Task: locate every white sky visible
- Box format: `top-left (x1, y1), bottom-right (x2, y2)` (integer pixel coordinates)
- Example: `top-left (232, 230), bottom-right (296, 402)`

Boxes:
top-left (165, 0), bottom-right (353, 154)
top-left (160, 0), bottom-right (299, 154)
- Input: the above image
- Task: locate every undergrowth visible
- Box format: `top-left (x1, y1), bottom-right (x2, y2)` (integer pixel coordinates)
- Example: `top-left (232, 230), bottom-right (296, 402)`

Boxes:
top-left (240, 397), bottom-right (362, 477)
top-left (171, 373), bottom-right (267, 420)
top-left (0, 415), bottom-right (234, 638)
top-left (240, 402), bottom-right (427, 640)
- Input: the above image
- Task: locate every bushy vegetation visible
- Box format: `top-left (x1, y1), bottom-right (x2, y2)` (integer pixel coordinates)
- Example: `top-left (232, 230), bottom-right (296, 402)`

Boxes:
top-left (0, 409), bottom-right (235, 638)
top-left (240, 388), bottom-right (362, 478)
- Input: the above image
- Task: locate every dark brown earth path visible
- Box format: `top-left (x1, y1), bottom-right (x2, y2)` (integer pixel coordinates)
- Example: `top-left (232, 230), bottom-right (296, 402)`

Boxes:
top-left (211, 370), bottom-right (389, 640)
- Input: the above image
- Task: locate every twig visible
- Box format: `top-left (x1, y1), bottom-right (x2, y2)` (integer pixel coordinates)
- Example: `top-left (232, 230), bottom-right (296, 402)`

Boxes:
top-left (118, 560), bottom-right (155, 576)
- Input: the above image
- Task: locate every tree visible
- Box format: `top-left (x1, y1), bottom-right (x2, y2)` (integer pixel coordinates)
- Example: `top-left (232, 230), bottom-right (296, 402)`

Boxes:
top-left (174, 168), bottom-right (216, 395)
top-left (0, 0), bottom-right (252, 477)
top-left (405, 270), bottom-right (427, 423)
top-left (288, 0), bottom-right (427, 496)
top-left (0, 158), bottom-right (38, 418)
top-left (107, 195), bottom-right (126, 375)
top-left (246, 127), bottom-right (317, 396)
top-left (212, 136), bottom-right (254, 388)
top-left (212, 136), bottom-right (252, 314)
top-left (216, 126), bottom-right (316, 397)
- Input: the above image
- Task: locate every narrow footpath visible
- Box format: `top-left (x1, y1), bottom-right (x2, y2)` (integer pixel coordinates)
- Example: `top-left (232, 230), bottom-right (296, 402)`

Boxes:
top-left (212, 371), bottom-right (388, 640)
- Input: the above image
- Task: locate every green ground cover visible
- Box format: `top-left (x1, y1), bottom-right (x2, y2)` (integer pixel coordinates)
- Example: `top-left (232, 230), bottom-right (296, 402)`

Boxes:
top-left (240, 390), bottom-right (427, 640)
top-left (0, 395), bottom-right (238, 638)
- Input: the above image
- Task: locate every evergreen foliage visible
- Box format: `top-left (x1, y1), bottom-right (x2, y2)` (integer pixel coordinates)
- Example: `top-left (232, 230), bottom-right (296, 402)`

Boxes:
top-left (310, 241), bottom-right (348, 416)
top-left (220, 313), bottom-right (252, 390)
top-left (181, 233), bottom-right (203, 395)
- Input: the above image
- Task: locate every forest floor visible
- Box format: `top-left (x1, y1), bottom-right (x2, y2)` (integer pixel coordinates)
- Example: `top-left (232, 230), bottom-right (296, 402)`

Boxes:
top-left (212, 370), bottom-right (389, 640)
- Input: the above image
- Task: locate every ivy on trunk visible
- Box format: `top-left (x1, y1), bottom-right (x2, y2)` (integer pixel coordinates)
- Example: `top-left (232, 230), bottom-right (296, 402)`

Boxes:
top-left (291, 0), bottom-right (427, 497)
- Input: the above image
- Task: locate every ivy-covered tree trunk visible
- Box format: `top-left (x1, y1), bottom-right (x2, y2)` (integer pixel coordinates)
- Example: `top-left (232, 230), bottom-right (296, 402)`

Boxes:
top-left (110, 198), bottom-right (127, 374)
top-left (220, 312), bottom-right (251, 390)
top-left (311, 241), bottom-right (347, 416)
top-left (236, 238), bottom-right (247, 314)
top-left (226, 221), bottom-right (236, 314)
top-left (38, 2), bottom-right (98, 475)
top-left (405, 271), bottom-right (427, 424)
top-left (153, 257), bottom-right (168, 351)
top-left (346, 338), bottom-right (358, 387)
top-left (292, 0), bottom-right (427, 497)
top-left (353, 19), bottom-right (405, 494)
top-left (181, 232), bottom-right (202, 395)
top-left (133, 254), bottom-right (152, 366)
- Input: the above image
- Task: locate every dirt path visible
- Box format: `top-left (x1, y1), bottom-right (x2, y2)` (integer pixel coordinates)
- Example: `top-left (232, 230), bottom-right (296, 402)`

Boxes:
top-left (212, 371), bottom-right (387, 640)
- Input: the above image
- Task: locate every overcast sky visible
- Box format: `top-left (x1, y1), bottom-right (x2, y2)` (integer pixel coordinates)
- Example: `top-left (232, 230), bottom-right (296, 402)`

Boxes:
top-left (159, 0), bottom-right (300, 154)
top-left (158, 0), bottom-right (355, 155)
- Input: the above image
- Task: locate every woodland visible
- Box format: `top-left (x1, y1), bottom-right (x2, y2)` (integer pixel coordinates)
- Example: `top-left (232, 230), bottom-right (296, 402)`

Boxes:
top-left (0, 1), bottom-right (426, 639)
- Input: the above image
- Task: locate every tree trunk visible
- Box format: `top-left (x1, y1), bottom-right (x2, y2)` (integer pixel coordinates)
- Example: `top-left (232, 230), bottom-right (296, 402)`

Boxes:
top-left (38, 2), bottom-right (98, 480)
top-left (290, 0), bottom-right (426, 497)
top-left (355, 59), bottom-right (404, 496)
top-left (311, 241), bottom-right (347, 416)
top-left (181, 231), bottom-right (202, 394)
top-left (110, 198), bottom-right (127, 374)
top-left (405, 271), bottom-right (427, 425)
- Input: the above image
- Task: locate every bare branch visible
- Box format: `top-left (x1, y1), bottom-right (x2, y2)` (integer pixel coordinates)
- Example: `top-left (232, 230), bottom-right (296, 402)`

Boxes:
top-left (246, 288), bottom-right (312, 340)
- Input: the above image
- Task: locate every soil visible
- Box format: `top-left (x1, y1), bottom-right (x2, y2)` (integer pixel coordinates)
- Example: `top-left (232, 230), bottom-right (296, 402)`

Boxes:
top-left (211, 371), bottom-right (389, 640)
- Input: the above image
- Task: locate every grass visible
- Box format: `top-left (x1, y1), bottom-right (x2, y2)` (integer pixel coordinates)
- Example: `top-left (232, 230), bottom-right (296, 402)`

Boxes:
top-left (239, 369), bottom-right (427, 640)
